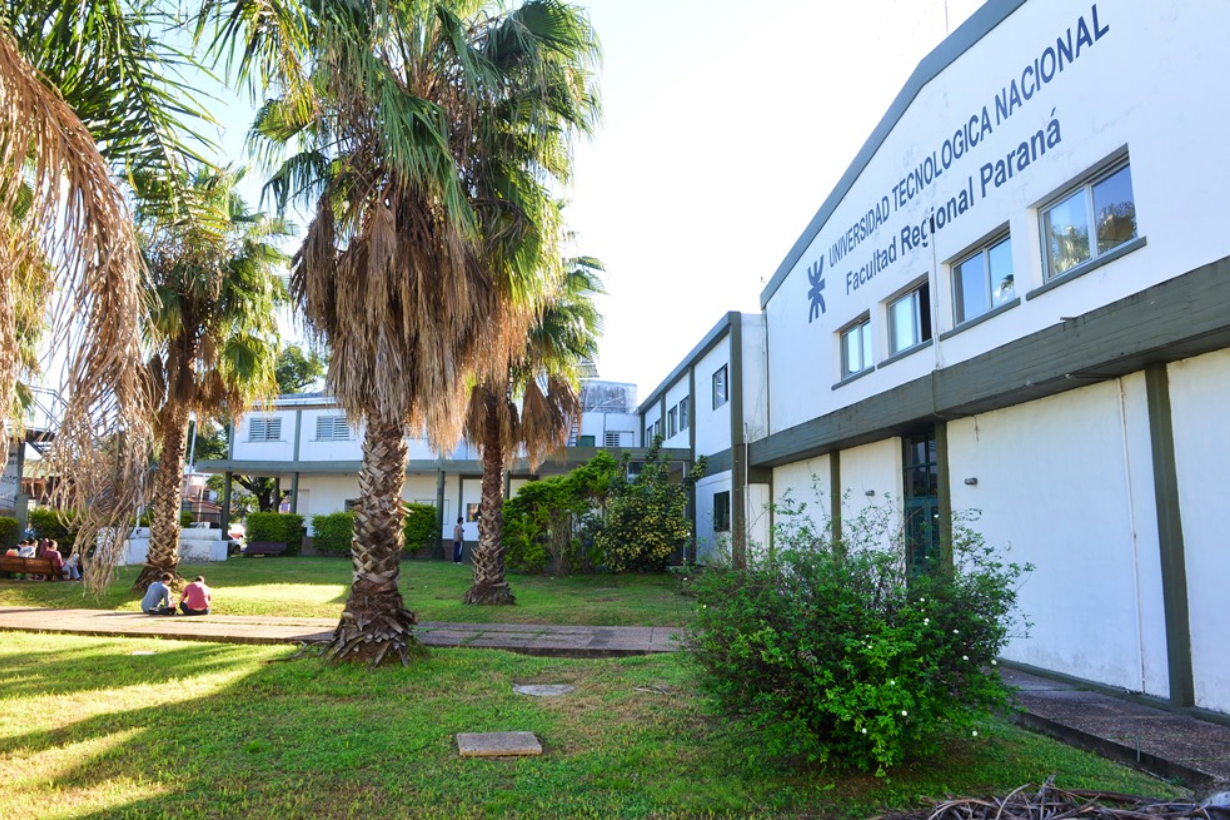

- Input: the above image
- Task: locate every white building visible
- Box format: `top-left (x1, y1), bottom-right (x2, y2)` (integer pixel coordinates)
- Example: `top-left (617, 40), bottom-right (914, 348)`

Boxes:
top-left (197, 380), bottom-right (686, 550)
top-left (636, 0), bottom-right (1229, 718)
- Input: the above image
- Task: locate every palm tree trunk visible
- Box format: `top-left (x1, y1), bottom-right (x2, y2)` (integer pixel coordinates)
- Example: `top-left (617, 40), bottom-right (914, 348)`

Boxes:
top-left (134, 404), bottom-right (189, 591)
top-left (464, 392), bottom-right (515, 605)
top-left (327, 418), bottom-right (424, 665)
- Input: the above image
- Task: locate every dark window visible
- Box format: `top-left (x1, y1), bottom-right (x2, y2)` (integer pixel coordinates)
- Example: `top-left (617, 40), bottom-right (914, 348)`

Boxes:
top-left (713, 365), bottom-right (728, 409)
top-left (903, 428), bottom-right (940, 572)
top-left (888, 283), bottom-right (932, 355)
top-left (578, 434), bottom-right (595, 447)
top-left (466, 503), bottom-right (480, 523)
top-left (713, 490), bottom-right (731, 533)
top-left (679, 397), bottom-right (690, 431)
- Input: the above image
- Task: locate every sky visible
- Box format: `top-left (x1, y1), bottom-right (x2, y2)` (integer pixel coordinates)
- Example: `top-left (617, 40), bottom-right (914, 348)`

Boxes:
top-left (204, 0), bottom-right (988, 404)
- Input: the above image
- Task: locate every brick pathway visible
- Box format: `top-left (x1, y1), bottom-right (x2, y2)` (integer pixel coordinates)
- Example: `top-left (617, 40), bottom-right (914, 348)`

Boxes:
top-left (0, 606), bottom-right (681, 657)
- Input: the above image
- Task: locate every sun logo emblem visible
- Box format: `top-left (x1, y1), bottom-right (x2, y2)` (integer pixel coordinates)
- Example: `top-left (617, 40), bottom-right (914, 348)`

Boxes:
top-left (807, 257), bottom-right (826, 322)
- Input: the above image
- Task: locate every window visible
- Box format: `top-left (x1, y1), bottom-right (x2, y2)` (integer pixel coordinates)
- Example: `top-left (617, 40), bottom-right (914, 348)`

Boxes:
top-left (465, 503), bottom-right (480, 522)
top-left (713, 491), bottom-right (731, 533)
top-left (678, 397), bottom-right (690, 431)
top-left (667, 407), bottom-right (678, 438)
top-left (654, 419), bottom-right (663, 439)
top-left (645, 424), bottom-right (654, 444)
top-left (578, 434), bottom-right (595, 447)
top-left (315, 414), bottom-right (351, 441)
top-left (840, 316), bottom-right (873, 378)
top-left (604, 431), bottom-right (621, 448)
top-left (712, 365), bottom-right (728, 409)
top-left (248, 417), bottom-right (282, 442)
top-left (888, 283), bottom-right (932, 355)
top-left (953, 235), bottom-right (1015, 324)
top-left (1042, 161), bottom-right (1136, 279)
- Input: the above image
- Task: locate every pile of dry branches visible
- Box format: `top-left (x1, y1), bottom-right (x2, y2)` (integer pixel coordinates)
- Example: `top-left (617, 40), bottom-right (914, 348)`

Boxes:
top-left (884, 779), bottom-right (1220, 820)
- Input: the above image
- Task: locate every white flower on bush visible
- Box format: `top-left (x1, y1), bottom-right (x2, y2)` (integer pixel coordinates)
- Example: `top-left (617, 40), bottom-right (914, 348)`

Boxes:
top-left (901, 710), bottom-right (908, 717)
top-left (861, 728), bottom-right (867, 734)
top-left (991, 659), bottom-right (998, 666)
top-left (953, 629), bottom-right (959, 635)
top-left (923, 618), bottom-right (930, 625)
top-left (972, 730), bottom-right (979, 737)
top-left (962, 655), bottom-right (969, 661)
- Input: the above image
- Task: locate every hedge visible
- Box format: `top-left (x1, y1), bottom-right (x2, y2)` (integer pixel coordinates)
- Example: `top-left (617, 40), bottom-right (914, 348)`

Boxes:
top-left (0, 516), bottom-right (19, 549)
top-left (310, 512), bottom-right (353, 556)
top-left (309, 504), bottom-right (438, 558)
top-left (28, 508), bottom-right (80, 548)
top-left (244, 512), bottom-right (306, 556)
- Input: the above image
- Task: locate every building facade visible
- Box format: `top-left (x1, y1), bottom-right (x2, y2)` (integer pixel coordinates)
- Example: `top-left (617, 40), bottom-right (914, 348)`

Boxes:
top-left (639, 0), bottom-right (1230, 717)
top-left (197, 380), bottom-right (681, 549)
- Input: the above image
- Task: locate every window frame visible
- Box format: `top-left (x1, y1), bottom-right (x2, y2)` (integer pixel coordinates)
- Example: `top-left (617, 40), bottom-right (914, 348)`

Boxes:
top-left (713, 490), bottom-right (731, 533)
top-left (951, 232), bottom-right (1014, 326)
top-left (1040, 158), bottom-right (1136, 281)
top-left (712, 365), bottom-right (729, 409)
top-left (887, 282), bottom-right (933, 356)
top-left (314, 413), bottom-right (351, 442)
top-left (839, 315), bottom-right (873, 379)
top-left (248, 416), bottom-right (282, 442)
top-left (678, 397), bottom-right (690, 431)
top-left (667, 406), bottom-right (678, 438)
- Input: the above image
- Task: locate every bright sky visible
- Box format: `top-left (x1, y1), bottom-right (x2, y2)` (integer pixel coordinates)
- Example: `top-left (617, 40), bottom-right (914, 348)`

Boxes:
top-left (207, 0), bottom-right (988, 403)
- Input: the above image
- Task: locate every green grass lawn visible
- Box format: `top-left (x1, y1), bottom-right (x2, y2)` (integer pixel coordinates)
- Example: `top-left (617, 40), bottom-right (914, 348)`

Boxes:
top-left (0, 632), bottom-right (1182, 820)
top-left (0, 557), bottom-right (693, 626)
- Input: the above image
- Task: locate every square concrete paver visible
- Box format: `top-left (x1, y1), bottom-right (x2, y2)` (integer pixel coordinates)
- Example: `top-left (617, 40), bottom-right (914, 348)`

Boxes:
top-left (457, 732), bottom-right (542, 757)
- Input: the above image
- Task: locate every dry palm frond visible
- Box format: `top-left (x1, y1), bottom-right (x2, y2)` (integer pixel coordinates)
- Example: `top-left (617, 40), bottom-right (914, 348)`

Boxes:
top-left (883, 778), bottom-right (1210, 820)
top-left (0, 27), bottom-right (152, 593)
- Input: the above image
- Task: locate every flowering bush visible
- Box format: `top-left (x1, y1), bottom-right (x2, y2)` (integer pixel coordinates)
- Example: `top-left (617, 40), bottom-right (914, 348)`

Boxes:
top-left (688, 498), bottom-right (1030, 774)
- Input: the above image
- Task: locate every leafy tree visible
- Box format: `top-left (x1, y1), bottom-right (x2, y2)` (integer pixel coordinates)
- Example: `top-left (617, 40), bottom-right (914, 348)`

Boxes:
top-left (207, 0), bottom-right (601, 664)
top-left (594, 441), bottom-right (706, 572)
top-left (465, 256), bottom-right (604, 604)
top-left (135, 169), bottom-right (287, 590)
top-left (275, 344), bottom-right (327, 395)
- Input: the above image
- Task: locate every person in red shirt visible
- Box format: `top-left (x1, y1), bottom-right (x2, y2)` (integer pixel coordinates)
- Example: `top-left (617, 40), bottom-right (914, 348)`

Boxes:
top-left (179, 576), bottom-right (212, 616)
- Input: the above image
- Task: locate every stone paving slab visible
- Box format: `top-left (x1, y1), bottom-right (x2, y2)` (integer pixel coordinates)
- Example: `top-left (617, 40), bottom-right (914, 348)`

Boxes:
top-left (0, 606), bottom-right (681, 657)
top-left (1003, 667), bottom-right (1230, 788)
top-left (456, 731), bottom-right (542, 757)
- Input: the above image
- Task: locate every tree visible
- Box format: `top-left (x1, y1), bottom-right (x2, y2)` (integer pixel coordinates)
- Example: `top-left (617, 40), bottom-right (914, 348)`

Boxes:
top-left (464, 256), bottom-right (604, 604)
top-left (135, 169), bottom-right (287, 590)
top-left (2, 0), bottom-right (217, 591)
top-left (275, 344), bottom-right (327, 395)
top-left (206, 0), bottom-right (601, 664)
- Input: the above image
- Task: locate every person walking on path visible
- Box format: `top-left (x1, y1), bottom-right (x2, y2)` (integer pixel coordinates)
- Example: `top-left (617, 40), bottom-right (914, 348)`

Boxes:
top-left (179, 576), bottom-right (211, 616)
top-left (142, 573), bottom-right (177, 615)
top-left (453, 517), bottom-right (465, 564)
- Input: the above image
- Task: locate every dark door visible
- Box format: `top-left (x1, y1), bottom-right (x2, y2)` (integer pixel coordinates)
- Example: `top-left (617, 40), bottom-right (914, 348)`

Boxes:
top-left (903, 428), bottom-right (940, 572)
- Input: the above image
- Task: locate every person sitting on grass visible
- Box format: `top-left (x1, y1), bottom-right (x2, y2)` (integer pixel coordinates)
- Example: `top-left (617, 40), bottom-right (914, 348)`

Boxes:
top-left (142, 573), bottom-right (177, 616)
top-left (179, 576), bottom-right (212, 616)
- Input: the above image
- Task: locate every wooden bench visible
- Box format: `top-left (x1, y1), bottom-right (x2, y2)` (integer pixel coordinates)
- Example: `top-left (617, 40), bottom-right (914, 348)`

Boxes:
top-left (0, 555), bottom-right (59, 579)
top-left (242, 541), bottom-right (287, 557)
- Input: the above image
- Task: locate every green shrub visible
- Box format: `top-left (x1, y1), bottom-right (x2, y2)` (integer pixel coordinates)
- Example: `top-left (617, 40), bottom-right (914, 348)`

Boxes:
top-left (402, 502), bottom-right (437, 556)
top-left (0, 516), bottom-right (19, 549)
top-left (180, 511), bottom-right (196, 528)
top-left (689, 499), bottom-right (1030, 774)
top-left (28, 508), bottom-right (80, 548)
top-left (311, 512), bottom-right (353, 556)
top-left (593, 442), bottom-right (705, 572)
top-left (244, 512), bottom-right (306, 556)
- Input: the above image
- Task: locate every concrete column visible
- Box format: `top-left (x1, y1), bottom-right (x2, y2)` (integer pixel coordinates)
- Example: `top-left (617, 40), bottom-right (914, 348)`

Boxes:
top-left (221, 472), bottom-right (233, 534)
top-left (289, 472), bottom-right (300, 514)
top-left (435, 468), bottom-right (446, 559)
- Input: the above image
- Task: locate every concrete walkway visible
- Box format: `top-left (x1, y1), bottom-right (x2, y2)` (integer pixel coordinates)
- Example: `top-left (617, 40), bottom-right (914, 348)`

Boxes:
top-left (0, 606), bottom-right (681, 657)
top-left (1003, 667), bottom-right (1230, 790)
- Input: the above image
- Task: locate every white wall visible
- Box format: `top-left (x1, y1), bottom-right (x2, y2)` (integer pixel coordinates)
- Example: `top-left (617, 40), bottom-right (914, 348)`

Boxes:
top-left (298, 409), bottom-right (363, 462)
top-left (746, 483), bottom-right (771, 559)
top-left (662, 376), bottom-right (691, 449)
top-left (741, 314), bottom-right (770, 443)
top-left (694, 335), bottom-right (731, 457)
top-left (839, 438), bottom-right (901, 523)
top-left (695, 471), bottom-right (732, 563)
top-left (579, 411), bottom-right (638, 447)
top-left (766, 0), bottom-right (1230, 436)
top-left (233, 410), bottom-right (295, 462)
top-left (773, 454), bottom-right (834, 538)
top-left (1167, 349), bottom-right (1230, 713)
top-left (947, 377), bottom-right (1169, 696)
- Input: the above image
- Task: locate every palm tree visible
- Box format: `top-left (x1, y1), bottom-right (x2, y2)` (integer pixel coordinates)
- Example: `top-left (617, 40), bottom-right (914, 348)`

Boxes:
top-left (464, 255), bottom-right (603, 605)
top-left (208, 0), bottom-right (600, 664)
top-left (2, 1), bottom-right (217, 591)
top-left (135, 169), bottom-right (287, 590)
